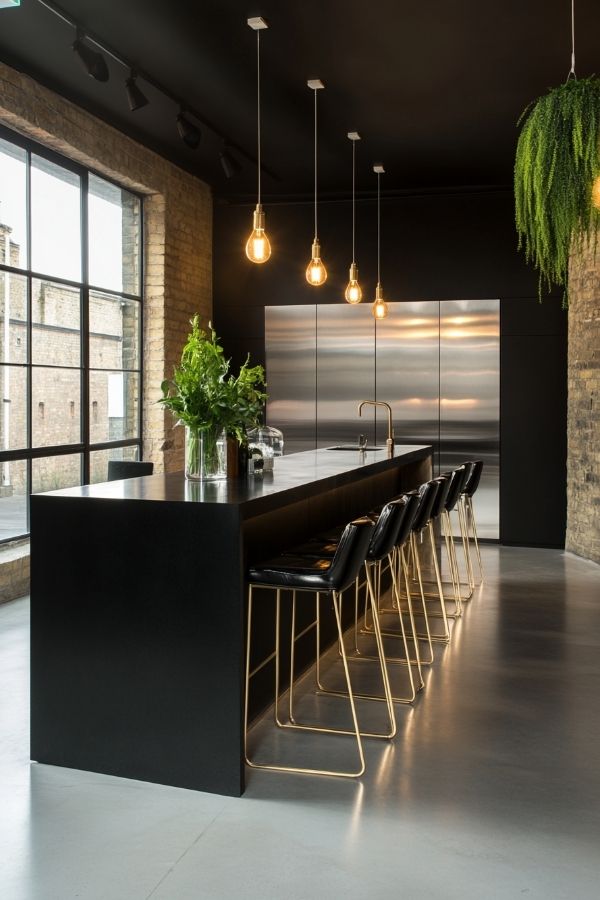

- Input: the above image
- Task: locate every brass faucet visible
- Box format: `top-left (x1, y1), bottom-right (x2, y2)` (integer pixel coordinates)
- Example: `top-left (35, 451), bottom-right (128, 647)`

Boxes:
top-left (358, 400), bottom-right (395, 456)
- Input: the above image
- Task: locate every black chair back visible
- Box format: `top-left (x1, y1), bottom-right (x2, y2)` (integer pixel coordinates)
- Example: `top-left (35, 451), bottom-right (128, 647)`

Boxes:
top-left (411, 480), bottom-right (440, 533)
top-left (367, 497), bottom-right (410, 562)
top-left (107, 460), bottom-right (154, 482)
top-left (430, 476), bottom-right (451, 519)
top-left (443, 466), bottom-right (467, 511)
top-left (327, 517), bottom-right (377, 592)
top-left (462, 460), bottom-right (483, 497)
top-left (395, 491), bottom-right (421, 549)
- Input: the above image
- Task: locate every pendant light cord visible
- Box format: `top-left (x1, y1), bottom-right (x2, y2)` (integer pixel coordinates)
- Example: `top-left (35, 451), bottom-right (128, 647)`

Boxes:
top-left (352, 140), bottom-right (356, 263)
top-left (314, 89), bottom-right (318, 240)
top-left (567, 0), bottom-right (576, 80)
top-left (257, 29), bottom-right (262, 204)
top-left (377, 172), bottom-right (381, 284)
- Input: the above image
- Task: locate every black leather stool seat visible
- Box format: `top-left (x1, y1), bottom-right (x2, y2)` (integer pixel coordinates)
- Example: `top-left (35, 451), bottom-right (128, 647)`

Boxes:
top-left (248, 517), bottom-right (375, 594)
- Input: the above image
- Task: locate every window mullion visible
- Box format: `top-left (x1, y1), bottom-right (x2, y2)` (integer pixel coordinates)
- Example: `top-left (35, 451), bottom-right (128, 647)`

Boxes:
top-left (81, 171), bottom-right (90, 485)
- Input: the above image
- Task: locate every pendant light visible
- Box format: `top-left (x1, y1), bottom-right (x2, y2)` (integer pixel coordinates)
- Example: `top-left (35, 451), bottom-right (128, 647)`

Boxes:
top-left (345, 132), bottom-right (363, 304)
top-left (371, 164), bottom-right (388, 320)
top-left (306, 79), bottom-right (327, 286)
top-left (246, 17), bottom-right (271, 264)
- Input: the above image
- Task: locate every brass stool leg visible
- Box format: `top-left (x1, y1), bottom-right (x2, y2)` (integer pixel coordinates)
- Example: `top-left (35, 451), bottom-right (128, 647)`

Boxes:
top-left (444, 508), bottom-right (474, 601)
top-left (401, 544), bottom-right (434, 666)
top-left (429, 521), bottom-right (451, 641)
top-left (458, 499), bottom-right (475, 592)
top-left (467, 495), bottom-right (485, 582)
top-left (412, 530), bottom-right (448, 645)
top-left (442, 510), bottom-right (462, 616)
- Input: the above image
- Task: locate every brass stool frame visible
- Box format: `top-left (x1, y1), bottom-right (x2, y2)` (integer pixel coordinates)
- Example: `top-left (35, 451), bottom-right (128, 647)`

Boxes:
top-left (244, 579), bottom-right (395, 779)
top-left (317, 556), bottom-right (423, 705)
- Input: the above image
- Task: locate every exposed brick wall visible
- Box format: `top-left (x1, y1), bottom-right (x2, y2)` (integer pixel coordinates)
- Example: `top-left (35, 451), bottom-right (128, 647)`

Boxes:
top-left (567, 237), bottom-right (600, 564)
top-left (0, 61), bottom-right (212, 473)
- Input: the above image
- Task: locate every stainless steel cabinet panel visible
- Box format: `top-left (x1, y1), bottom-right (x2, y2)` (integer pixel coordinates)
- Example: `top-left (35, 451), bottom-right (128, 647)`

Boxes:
top-left (316, 304), bottom-right (375, 448)
top-left (375, 302), bottom-right (440, 466)
top-left (440, 299), bottom-right (499, 539)
top-left (265, 306), bottom-right (316, 454)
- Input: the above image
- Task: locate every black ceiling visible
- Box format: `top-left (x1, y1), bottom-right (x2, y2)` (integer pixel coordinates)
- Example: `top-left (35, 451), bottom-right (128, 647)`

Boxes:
top-left (0, 0), bottom-right (597, 200)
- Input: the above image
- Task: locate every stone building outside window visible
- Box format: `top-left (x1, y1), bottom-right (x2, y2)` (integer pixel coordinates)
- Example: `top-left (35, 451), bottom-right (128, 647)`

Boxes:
top-left (0, 127), bottom-right (143, 543)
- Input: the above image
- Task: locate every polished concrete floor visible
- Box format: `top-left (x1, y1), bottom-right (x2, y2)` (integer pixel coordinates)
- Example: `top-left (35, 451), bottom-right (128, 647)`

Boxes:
top-left (1, 545), bottom-right (599, 899)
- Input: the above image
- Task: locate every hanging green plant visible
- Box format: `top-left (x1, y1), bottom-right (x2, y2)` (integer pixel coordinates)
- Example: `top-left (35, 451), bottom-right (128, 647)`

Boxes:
top-left (514, 75), bottom-right (600, 303)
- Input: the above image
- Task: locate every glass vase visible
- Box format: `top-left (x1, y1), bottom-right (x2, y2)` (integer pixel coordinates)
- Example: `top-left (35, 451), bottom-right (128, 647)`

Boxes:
top-left (185, 425), bottom-right (227, 481)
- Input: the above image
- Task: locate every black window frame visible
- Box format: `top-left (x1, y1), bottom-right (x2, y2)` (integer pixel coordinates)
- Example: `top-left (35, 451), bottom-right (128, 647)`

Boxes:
top-left (0, 124), bottom-right (144, 543)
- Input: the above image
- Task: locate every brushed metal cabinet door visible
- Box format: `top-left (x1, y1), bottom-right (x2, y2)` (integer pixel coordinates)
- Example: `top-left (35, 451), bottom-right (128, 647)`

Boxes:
top-left (265, 306), bottom-right (317, 454)
top-left (440, 299), bottom-right (500, 539)
top-left (375, 301), bottom-right (440, 464)
top-left (316, 304), bottom-right (375, 448)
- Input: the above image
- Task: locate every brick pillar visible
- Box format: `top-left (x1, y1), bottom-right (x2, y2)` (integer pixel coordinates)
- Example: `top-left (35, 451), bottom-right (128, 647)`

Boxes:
top-left (566, 236), bottom-right (600, 564)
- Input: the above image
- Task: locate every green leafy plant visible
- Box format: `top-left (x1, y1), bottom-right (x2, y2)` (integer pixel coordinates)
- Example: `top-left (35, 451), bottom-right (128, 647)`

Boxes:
top-left (514, 75), bottom-right (600, 303)
top-left (159, 315), bottom-right (267, 440)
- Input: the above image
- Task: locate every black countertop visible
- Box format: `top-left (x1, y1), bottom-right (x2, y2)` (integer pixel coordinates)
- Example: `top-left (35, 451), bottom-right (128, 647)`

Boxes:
top-left (36, 444), bottom-right (432, 516)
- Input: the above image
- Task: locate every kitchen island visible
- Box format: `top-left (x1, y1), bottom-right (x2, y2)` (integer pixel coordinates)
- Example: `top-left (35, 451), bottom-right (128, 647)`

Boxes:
top-left (30, 444), bottom-right (431, 796)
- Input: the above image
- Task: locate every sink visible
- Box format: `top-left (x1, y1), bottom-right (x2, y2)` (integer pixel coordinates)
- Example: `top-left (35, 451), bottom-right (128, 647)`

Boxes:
top-left (326, 445), bottom-right (383, 451)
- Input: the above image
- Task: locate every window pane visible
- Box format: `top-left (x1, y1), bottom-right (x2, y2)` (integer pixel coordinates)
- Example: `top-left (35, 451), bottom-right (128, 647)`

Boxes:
top-left (89, 174), bottom-right (141, 295)
top-left (0, 364), bottom-right (27, 450)
top-left (32, 278), bottom-right (80, 366)
top-left (89, 370), bottom-right (139, 443)
top-left (89, 291), bottom-right (139, 370)
top-left (0, 271), bottom-right (28, 364)
top-left (32, 367), bottom-right (81, 447)
top-left (89, 446), bottom-right (139, 484)
top-left (32, 454), bottom-right (81, 494)
top-left (0, 458), bottom-right (28, 540)
top-left (31, 155), bottom-right (81, 282)
top-left (0, 137), bottom-right (27, 266)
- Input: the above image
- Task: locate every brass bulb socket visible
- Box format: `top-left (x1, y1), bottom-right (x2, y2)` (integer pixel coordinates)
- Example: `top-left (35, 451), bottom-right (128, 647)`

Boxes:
top-left (253, 205), bottom-right (266, 231)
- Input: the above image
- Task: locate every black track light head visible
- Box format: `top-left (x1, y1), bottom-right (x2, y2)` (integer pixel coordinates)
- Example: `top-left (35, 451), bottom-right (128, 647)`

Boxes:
top-left (125, 73), bottom-right (148, 112)
top-left (176, 112), bottom-right (201, 149)
top-left (72, 32), bottom-right (109, 83)
top-left (220, 147), bottom-right (242, 179)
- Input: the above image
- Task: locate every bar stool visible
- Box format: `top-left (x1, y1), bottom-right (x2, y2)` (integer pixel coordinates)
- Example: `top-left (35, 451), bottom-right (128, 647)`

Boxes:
top-left (297, 496), bottom-right (424, 704)
top-left (405, 479), bottom-right (452, 644)
top-left (460, 460), bottom-right (485, 586)
top-left (244, 516), bottom-right (395, 779)
top-left (355, 490), bottom-right (431, 671)
top-left (440, 464), bottom-right (474, 601)
top-left (418, 472), bottom-right (465, 619)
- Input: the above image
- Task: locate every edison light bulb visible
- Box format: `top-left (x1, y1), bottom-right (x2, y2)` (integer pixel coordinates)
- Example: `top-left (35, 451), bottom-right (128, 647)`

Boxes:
top-left (371, 283), bottom-right (388, 320)
top-left (344, 262), bottom-right (362, 304)
top-left (245, 204), bottom-right (271, 264)
top-left (306, 239), bottom-right (327, 286)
